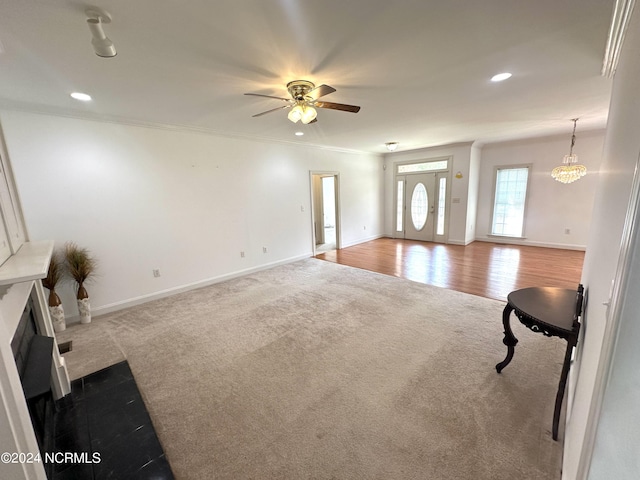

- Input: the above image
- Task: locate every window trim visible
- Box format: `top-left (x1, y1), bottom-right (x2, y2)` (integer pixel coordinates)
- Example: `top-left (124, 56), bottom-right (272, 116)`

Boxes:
top-left (489, 164), bottom-right (532, 238)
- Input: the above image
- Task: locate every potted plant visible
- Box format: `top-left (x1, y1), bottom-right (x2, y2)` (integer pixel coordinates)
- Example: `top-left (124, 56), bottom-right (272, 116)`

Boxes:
top-left (42, 252), bottom-right (66, 332)
top-left (65, 242), bottom-right (97, 324)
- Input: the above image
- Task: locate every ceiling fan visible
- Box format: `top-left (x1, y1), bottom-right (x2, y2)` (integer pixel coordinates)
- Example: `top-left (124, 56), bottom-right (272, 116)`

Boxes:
top-left (244, 80), bottom-right (361, 124)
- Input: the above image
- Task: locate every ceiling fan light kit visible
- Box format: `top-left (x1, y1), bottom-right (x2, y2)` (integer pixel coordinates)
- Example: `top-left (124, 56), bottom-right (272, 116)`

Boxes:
top-left (288, 104), bottom-right (317, 124)
top-left (288, 105), bottom-right (303, 123)
top-left (86, 8), bottom-right (116, 58)
top-left (245, 80), bottom-right (360, 124)
top-left (300, 106), bottom-right (317, 124)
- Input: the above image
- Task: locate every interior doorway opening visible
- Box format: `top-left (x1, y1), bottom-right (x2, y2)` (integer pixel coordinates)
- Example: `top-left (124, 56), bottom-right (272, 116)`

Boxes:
top-left (311, 172), bottom-right (340, 254)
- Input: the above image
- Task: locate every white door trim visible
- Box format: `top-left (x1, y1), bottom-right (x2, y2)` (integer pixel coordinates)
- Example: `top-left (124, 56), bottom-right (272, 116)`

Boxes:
top-left (309, 171), bottom-right (341, 255)
top-left (392, 157), bottom-right (451, 243)
top-left (575, 153), bottom-right (640, 479)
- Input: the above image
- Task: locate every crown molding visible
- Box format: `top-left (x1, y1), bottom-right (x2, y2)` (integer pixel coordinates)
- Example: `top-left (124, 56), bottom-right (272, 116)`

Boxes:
top-left (602, 0), bottom-right (637, 78)
top-left (0, 99), bottom-right (372, 157)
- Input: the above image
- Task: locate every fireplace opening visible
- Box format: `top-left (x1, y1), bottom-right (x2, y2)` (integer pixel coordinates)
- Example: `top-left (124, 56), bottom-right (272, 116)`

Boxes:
top-left (10, 300), bottom-right (55, 465)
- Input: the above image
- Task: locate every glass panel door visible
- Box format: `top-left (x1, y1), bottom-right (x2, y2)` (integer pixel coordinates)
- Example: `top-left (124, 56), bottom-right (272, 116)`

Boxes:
top-left (403, 173), bottom-right (435, 242)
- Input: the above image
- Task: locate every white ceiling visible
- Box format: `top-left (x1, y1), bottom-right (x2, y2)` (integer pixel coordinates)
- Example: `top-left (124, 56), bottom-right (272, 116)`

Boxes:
top-left (0, 0), bottom-right (614, 153)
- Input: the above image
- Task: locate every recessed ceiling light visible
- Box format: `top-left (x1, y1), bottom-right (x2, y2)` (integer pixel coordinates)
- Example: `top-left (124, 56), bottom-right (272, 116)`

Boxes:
top-left (295, 132), bottom-right (304, 136)
top-left (491, 72), bottom-right (512, 82)
top-left (70, 92), bottom-right (92, 101)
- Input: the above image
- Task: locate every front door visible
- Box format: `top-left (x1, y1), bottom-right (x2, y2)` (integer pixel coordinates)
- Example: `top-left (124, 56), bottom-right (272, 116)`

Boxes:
top-left (403, 173), bottom-right (436, 242)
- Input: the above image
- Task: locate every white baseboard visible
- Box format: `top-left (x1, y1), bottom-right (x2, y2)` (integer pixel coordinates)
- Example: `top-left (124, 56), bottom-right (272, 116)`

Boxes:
top-left (447, 239), bottom-right (474, 246)
top-left (475, 237), bottom-right (586, 251)
top-left (381, 236), bottom-right (473, 246)
top-left (66, 253), bottom-right (313, 324)
top-left (67, 235), bottom-right (385, 325)
top-left (340, 233), bottom-right (384, 249)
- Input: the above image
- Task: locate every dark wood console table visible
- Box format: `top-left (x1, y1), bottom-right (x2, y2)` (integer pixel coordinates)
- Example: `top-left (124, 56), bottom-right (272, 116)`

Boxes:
top-left (496, 285), bottom-right (583, 440)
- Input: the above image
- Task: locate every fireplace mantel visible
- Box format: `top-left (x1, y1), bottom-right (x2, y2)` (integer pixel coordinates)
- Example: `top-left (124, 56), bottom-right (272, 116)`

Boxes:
top-left (0, 239), bottom-right (70, 398)
top-left (0, 239), bottom-right (70, 480)
top-left (0, 241), bottom-right (54, 296)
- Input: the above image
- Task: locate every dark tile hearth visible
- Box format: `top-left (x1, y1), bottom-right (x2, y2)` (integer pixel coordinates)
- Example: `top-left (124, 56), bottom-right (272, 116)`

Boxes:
top-left (53, 361), bottom-right (174, 480)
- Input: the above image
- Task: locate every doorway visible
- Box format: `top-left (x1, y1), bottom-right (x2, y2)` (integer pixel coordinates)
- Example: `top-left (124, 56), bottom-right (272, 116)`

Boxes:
top-left (311, 172), bottom-right (340, 254)
top-left (394, 159), bottom-right (449, 243)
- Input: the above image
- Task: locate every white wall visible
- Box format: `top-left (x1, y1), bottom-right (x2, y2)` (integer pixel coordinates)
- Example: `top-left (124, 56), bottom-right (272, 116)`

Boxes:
top-left (477, 132), bottom-right (604, 249)
top-left (0, 111), bottom-right (384, 318)
top-left (383, 143), bottom-right (474, 244)
top-left (588, 203), bottom-right (640, 478)
top-left (466, 144), bottom-right (481, 244)
top-left (564, 5), bottom-right (640, 479)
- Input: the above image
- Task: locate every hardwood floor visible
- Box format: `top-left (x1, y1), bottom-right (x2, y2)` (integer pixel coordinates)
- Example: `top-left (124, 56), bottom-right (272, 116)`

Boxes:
top-left (315, 238), bottom-right (584, 301)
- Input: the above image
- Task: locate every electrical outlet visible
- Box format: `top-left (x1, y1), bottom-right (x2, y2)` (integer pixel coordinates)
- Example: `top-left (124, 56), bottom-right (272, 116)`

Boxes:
top-left (363, 226), bottom-right (366, 230)
top-left (263, 247), bottom-right (268, 253)
top-left (301, 205), bottom-right (305, 212)
top-left (152, 269), bottom-right (161, 278)
top-left (240, 251), bottom-right (245, 258)
top-left (564, 228), bottom-right (571, 235)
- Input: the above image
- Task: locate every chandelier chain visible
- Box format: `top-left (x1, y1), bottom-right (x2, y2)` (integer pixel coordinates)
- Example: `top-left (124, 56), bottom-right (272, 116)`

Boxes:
top-left (569, 118), bottom-right (579, 155)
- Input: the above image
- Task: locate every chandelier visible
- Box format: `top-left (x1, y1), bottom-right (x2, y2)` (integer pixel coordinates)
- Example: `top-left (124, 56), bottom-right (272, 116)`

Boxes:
top-left (551, 118), bottom-right (587, 184)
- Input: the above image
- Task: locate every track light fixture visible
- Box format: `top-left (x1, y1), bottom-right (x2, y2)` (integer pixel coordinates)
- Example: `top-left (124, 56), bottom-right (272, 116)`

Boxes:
top-left (86, 8), bottom-right (116, 58)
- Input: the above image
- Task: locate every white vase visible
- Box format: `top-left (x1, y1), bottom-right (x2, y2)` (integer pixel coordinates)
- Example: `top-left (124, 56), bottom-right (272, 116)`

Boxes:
top-left (50, 304), bottom-right (66, 332)
top-left (78, 297), bottom-right (92, 324)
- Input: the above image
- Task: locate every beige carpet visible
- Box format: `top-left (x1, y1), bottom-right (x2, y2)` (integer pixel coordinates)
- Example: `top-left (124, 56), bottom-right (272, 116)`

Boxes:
top-left (57, 258), bottom-right (564, 479)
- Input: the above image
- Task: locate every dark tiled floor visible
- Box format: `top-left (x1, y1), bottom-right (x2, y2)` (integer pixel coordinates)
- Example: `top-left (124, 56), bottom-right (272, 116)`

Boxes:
top-left (52, 361), bottom-right (174, 480)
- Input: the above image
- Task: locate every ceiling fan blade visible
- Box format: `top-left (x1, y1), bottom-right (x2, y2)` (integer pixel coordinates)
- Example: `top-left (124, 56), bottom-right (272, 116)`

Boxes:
top-left (306, 84), bottom-right (336, 101)
top-left (315, 101), bottom-right (361, 113)
top-left (244, 93), bottom-right (291, 102)
top-left (252, 105), bottom-right (290, 117)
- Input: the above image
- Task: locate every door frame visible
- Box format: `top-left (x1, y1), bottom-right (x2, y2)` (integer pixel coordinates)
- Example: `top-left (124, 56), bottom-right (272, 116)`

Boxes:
top-left (393, 157), bottom-right (451, 243)
top-left (402, 172), bottom-right (437, 242)
top-left (309, 171), bottom-right (341, 255)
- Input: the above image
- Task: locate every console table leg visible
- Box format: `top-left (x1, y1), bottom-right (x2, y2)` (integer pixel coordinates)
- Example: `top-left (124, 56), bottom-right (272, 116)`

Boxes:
top-left (552, 339), bottom-right (576, 440)
top-left (496, 304), bottom-right (518, 373)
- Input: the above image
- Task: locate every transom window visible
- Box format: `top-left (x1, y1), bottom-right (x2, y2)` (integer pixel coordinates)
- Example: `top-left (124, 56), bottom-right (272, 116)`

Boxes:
top-left (398, 160), bottom-right (448, 174)
top-left (491, 166), bottom-right (530, 237)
